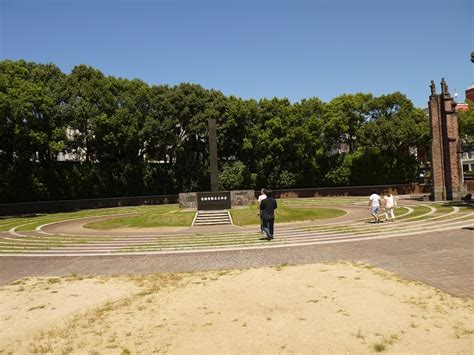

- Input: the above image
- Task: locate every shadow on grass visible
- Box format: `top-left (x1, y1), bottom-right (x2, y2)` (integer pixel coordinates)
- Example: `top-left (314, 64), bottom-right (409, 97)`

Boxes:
top-left (441, 201), bottom-right (473, 209)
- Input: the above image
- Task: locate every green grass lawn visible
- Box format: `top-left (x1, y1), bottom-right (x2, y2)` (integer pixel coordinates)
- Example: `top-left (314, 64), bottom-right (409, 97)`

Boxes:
top-left (395, 205), bottom-right (431, 221)
top-left (84, 204), bottom-right (195, 230)
top-left (0, 206), bottom-right (151, 232)
top-left (278, 197), bottom-right (367, 206)
top-left (4, 199), bottom-right (461, 232)
top-left (230, 204), bottom-right (346, 226)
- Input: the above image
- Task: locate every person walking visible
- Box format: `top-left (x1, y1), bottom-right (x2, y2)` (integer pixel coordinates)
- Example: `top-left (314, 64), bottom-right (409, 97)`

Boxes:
top-left (257, 188), bottom-right (267, 234)
top-left (383, 190), bottom-right (397, 222)
top-left (368, 190), bottom-right (382, 224)
top-left (259, 188), bottom-right (277, 240)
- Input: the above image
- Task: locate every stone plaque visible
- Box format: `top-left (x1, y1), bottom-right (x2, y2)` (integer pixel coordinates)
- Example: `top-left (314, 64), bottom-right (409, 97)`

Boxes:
top-left (197, 191), bottom-right (231, 210)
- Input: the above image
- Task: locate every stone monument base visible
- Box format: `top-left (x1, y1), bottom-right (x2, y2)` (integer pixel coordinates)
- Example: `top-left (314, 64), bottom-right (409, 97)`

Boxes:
top-left (179, 190), bottom-right (255, 210)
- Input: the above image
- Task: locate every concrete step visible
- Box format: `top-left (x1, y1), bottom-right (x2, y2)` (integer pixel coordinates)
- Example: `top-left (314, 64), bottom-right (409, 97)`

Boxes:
top-left (194, 217), bottom-right (230, 222)
top-left (193, 221), bottom-right (231, 226)
top-left (193, 210), bottom-right (232, 226)
top-left (196, 214), bottom-right (229, 218)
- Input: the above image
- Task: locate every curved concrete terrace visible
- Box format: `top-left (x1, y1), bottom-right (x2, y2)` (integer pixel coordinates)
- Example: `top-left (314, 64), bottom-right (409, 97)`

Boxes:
top-left (0, 199), bottom-right (472, 298)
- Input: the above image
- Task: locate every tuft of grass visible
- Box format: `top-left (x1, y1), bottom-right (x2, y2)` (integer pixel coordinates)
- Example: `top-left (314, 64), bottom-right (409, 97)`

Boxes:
top-left (67, 272), bottom-right (84, 281)
top-left (373, 342), bottom-right (386, 352)
top-left (354, 328), bottom-right (364, 339)
top-left (28, 341), bottom-right (53, 353)
top-left (10, 279), bottom-right (25, 286)
top-left (275, 262), bottom-right (289, 271)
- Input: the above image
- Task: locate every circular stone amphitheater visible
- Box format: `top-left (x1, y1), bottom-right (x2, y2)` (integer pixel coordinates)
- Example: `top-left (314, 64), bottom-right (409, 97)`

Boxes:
top-left (0, 197), bottom-right (472, 257)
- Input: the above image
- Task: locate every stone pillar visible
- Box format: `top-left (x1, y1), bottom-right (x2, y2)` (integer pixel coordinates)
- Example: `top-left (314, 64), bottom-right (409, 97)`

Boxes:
top-left (441, 92), bottom-right (462, 200)
top-left (428, 79), bottom-right (463, 201)
top-left (208, 118), bottom-right (219, 193)
top-left (429, 85), bottom-right (446, 200)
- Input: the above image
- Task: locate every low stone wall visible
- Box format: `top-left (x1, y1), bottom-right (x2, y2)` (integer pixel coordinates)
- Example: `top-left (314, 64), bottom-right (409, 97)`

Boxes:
top-left (178, 192), bottom-right (198, 209)
top-left (230, 190), bottom-right (255, 206)
top-left (0, 194), bottom-right (178, 217)
top-left (263, 183), bottom-right (431, 199)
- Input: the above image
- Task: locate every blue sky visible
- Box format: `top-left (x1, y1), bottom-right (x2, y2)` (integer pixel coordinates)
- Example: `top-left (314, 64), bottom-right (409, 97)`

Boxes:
top-left (1, 0), bottom-right (472, 108)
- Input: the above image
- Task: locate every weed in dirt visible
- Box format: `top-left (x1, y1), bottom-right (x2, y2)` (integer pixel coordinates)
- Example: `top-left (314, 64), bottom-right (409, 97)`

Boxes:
top-left (10, 279), bottom-right (25, 286)
top-left (373, 342), bottom-right (386, 352)
top-left (353, 328), bottom-right (364, 340)
top-left (28, 305), bottom-right (46, 311)
top-left (28, 341), bottom-right (53, 353)
top-left (275, 262), bottom-right (289, 271)
top-left (67, 273), bottom-right (84, 281)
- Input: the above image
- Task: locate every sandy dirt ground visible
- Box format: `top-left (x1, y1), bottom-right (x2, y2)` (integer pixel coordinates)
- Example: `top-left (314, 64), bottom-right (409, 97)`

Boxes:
top-left (0, 263), bottom-right (473, 354)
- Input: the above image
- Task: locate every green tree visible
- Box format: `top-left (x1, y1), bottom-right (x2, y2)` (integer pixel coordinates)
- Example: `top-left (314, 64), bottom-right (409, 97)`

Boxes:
top-left (322, 93), bottom-right (373, 153)
top-left (358, 92), bottom-right (429, 152)
top-left (63, 65), bottom-right (111, 162)
top-left (219, 161), bottom-right (249, 190)
top-left (458, 101), bottom-right (474, 147)
top-left (94, 78), bottom-right (148, 163)
top-left (0, 60), bottom-right (67, 164)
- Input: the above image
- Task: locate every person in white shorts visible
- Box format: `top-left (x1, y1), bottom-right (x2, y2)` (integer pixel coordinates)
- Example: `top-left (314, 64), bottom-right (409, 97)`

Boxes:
top-left (383, 190), bottom-right (397, 222)
top-left (257, 188), bottom-right (267, 233)
top-left (368, 191), bottom-right (382, 223)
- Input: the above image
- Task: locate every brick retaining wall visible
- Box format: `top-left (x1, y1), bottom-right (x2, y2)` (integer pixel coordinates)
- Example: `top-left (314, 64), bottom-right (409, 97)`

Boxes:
top-left (465, 179), bottom-right (474, 193)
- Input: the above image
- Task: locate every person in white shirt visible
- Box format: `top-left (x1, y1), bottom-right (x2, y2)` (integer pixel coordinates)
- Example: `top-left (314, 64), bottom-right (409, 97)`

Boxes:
top-left (257, 188), bottom-right (267, 233)
top-left (368, 191), bottom-right (382, 224)
top-left (383, 190), bottom-right (397, 222)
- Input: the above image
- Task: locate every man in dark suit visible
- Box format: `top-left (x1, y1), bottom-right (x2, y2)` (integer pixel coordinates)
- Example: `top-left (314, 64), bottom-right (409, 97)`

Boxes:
top-left (259, 188), bottom-right (277, 240)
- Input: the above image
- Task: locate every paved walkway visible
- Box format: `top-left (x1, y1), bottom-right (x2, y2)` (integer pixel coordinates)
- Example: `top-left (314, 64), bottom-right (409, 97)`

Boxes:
top-left (1, 228), bottom-right (472, 298)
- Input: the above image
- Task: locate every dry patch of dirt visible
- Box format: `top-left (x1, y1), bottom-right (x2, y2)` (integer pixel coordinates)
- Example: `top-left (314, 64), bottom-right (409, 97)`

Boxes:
top-left (0, 263), bottom-right (472, 354)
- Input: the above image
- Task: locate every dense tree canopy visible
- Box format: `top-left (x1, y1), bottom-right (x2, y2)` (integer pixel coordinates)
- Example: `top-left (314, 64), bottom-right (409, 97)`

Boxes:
top-left (0, 60), bottom-right (433, 202)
